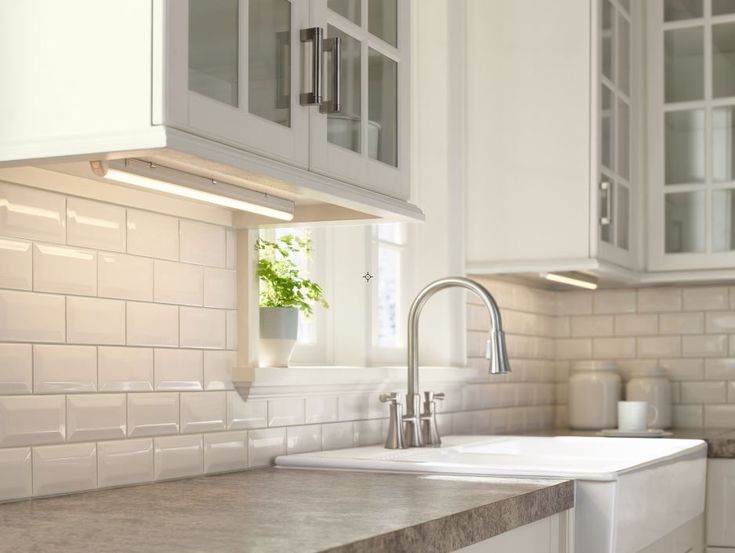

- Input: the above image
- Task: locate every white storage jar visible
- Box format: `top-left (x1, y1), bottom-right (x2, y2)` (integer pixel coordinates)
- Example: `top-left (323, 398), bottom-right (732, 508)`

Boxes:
top-left (626, 366), bottom-right (672, 429)
top-left (568, 360), bottom-right (622, 430)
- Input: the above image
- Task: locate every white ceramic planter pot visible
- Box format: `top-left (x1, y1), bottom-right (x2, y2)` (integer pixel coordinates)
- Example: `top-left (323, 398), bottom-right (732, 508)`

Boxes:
top-left (259, 307), bottom-right (299, 367)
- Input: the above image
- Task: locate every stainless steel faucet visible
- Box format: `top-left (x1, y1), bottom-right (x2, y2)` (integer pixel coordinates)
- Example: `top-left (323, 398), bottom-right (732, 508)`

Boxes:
top-left (381, 277), bottom-right (511, 449)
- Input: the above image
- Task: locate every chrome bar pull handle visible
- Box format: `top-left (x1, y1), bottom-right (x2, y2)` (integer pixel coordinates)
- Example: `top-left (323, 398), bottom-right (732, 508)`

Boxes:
top-left (320, 36), bottom-right (342, 113)
top-left (300, 27), bottom-right (323, 106)
top-left (600, 181), bottom-right (612, 226)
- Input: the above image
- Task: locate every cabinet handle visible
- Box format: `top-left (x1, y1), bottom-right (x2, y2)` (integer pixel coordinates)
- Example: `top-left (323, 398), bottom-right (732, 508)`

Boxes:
top-left (600, 181), bottom-right (612, 226)
top-left (300, 27), bottom-right (323, 106)
top-left (320, 36), bottom-right (342, 114)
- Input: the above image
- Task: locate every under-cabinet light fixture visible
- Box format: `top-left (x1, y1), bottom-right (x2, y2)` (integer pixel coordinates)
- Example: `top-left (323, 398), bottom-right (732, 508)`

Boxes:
top-left (90, 159), bottom-right (295, 221)
top-left (542, 271), bottom-right (599, 290)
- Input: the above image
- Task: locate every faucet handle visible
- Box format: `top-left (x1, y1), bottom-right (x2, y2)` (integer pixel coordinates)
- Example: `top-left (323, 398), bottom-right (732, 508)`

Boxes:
top-left (380, 392), bottom-right (403, 404)
top-left (422, 391), bottom-right (444, 403)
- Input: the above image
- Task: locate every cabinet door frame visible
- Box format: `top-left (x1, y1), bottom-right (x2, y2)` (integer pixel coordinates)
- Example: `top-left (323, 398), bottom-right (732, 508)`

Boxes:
top-left (166, 0), bottom-right (310, 168)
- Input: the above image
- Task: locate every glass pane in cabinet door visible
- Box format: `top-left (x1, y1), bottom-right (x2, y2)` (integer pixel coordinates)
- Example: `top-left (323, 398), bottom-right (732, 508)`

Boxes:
top-left (713, 106), bottom-right (735, 182)
top-left (665, 110), bottom-right (705, 184)
top-left (329, 0), bottom-right (361, 25)
top-left (249, 0), bottom-right (291, 127)
top-left (189, 0), bottom-right (239, 107)
top-left (713, 23), bottom-right (735, 99)
top-left (368, 48), bottom-right (397, 166)
top-left (327, 26), bottom-right (361, 154)
top-left (619, 0), bottom-right (630, 14)
top-left (713, 0), bottom-right (735, 16)
top-left (713, 189), bottom-right (735, 250)
top-left (617, 13), bottom-right (630, 96)
top-left (665, 27), bottom-right (704, 103)
top-left (665, 191), bottom-right (706, 252)
top-left (617, 184), bottom-right (630, 250)
top-left (601, 85), bottom-right (614, 171)
top-left (601, 0), bottom-right (614, 82)
top-left (618, 99), bottom-right (630, 180)
top-left (369, 0), bottom-right (397, 47)
top-left (664, 0), bottom-right (703, 21)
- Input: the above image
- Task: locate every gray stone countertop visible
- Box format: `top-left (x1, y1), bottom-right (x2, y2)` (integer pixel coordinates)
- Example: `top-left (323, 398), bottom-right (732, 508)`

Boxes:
top-left (0, 468), bottom-right (573, 553)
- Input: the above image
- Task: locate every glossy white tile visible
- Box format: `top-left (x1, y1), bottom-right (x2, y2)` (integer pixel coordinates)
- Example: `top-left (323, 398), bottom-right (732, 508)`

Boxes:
top-left (97, 438), bottom-right (153, 488)
top-left (154, 348), bottom-right (203, 391)
top-left (0, 183), bottom-right (65, 243)
top-left (683, 335), bottom-right (728, 357)
top-left (33, 243), bottom-right (97, 295)
top-left (305, 396), bottom-right (339, 424)
top-left (67, 394), bottom-right (126, 442)
top-left (153, 260), bottom-right (203, 306)
top-left (286, 425), bottom-right (322, 455)
top-left (98, 252), bottom-right (153, 301)
top-left (0, 237), bottom-right (31, 290)
top-left (321, 422), bottom-right (355, 451)
top-left (32, 443), bottom-right (97, 496)
top-left (247, 428), bottom-right (286, 468)
top-left (203, 268), bottom-right (236, 309)
top-left (180, 392), bottom-right (226, 433)
top-left (660, 312), bottom-right (705, 335)
top-left (225, 229), bottom-right (236, 269)
top-left (338, 394), bottom-right (369, 421)
top-left (682, 286), bottom-right (729, 311)
top-left (0, 395), bottom-right (65, 447)
top-left (226, 310), bottom-right (238, 350)
top-left (203, 431), bottom-right (248, 473)
top-left (180, 307), bottom-right (226, 349)
top-left (0, 290), bottom-right (65, 342)
top-left (98, 347), bottom-right (154, 392)
top-left (126, 302), bottom-right (178, 347)
top-left (179, 220), bottom-right (225, 267)
top-left (203, 350), bottom-right (235, 390)
top-left (0, 447), bottom-right (32, 501)
top-left (0, 343), bottom-right (32, 394)
top-left (67, 197), bottom-right (126, 252)
top-left (638, 288), bottom-right (682, 313)
top-left (33, 344), bottom-right (97, 393)
top-left (126, 209), bottom-right (178, 260)
top-left (67, 296), bottom-right (125, 345)
top-left (268, 398), bottom-right (305, 427)
top-left (127, 393), bottom-right (179, 438)
top-left (154, 434), bottom-right (203, 481)
top-left (354, 420), bottom-right (384, 446)
top-left (227, 393), bottom-right (267, 430)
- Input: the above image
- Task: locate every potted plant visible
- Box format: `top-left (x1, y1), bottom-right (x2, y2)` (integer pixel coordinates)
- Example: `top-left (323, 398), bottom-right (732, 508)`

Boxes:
top-left (256, 234), bottom-right (329, 367)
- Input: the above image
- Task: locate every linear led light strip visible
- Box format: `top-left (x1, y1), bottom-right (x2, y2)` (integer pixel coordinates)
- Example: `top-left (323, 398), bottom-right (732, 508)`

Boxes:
top-left (543, 271), bottom-right (599, 290)
top-left (90, 159), bottom-right (295, 221)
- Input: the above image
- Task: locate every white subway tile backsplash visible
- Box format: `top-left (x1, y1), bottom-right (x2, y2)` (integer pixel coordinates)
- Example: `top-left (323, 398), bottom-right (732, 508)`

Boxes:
top-left (0, 395), bottom-right (65, 447)
top-left (682, 335), bottom-right (728, 358)
top-left (127, 302), bottom-right (178, 347)
top-left (659, 312), bottom-right (704, 335)
top-left (154, 434), bottom-right (203, 480)
top-left (705, 311), bottom-right (735, 333)
top-left (33, 243), bottom-right (96, 295)
top-left (305, 396), bottom-right (339, 424)
top-left (180, 392), bottom-right (226, 433)
top-left (322, 422), bottom-right (356, 451)
top-left (571, 315), bottom-right (614, 337)
top-left (180, 307), bottom-right (225, 349)
top-left (225, 230), bottom-right (236, 270)
top-left (637, 336), bottom-right (681, 358)
top-left (286, 425), bottom-right (322, 455)
top-left (592, 290), bottom-right (637, 314)
top-left (67, 297), bottom-right (125, 345)
top-left (673, 405), bottom-right (704, 428)
top-left (98, 347), bottom-right (153, 392)
top-left (203, 350), bottom-right (234, 390)
top-left (0, 290), bottom-right (65, 342)
top-left (227, 393), bottom-right (267, 430)
top-left (705, 358), bottom-right (735, 380)
top-left (0, 344), bottom-right (32, 394)
top-left (203, 268), bottom-right (236, 309)
top-left (338, 394), bottom-right (370, 421)
top-left (127, 393), bottom-right (179, 438)
top-left (0, 447), bottom-right (32, 502)
top-left (67, 197), bottom-right (126, 252)
top-left (614, 314), bottom-right (658, 336)
top-left (704, 405), bottom-right (735, 428)
top-left (154, 349), bottom-right (203, 391)
top-left (97, 438), bottom-right (153, 488)
top-left (153, 260), bottom-right (203, 306)
top-left (268, 398), bottom-right (305, 427)
top-left (683, 286), bottom-right (729, 311)
top-left (556, 291), bottom-right (593, 315)
top-left (0, 237), bottom-right (31, 290)
top-left (180, 220), bottom-right (226, 267)
top-left (98, 252), bottom-right (153, 301)
top-left (555, 338), bottom-right (592, 359)
top-left (638, 288), bottom-right (682, 313)
top-left (126, 209), bottom-right (178, 261)
top-left (32, 443), bottom-right (97, 496)
top-left (354, 420), bottom-right (383, 446)
top-left (660, 358), bottom-right (704, 381)
top-left (247, 428), bottom-right (286, 468)
top-left (681, 381), bottom-right (727, 404)
top-left (67, 394), bottom-right (126, 442)
top-left (204, 431), bottom-right (248, 473)
top-left (0, 183), bottom-right (65, 243)
top-left (226, 310), bottom-right (237, 350)
top-left (33, 345), bottom-right (97, 393)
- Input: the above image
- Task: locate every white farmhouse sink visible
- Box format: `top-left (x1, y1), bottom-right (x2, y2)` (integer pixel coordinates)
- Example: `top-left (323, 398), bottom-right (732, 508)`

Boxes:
top-left (276, 435), bottom-right (707, 553)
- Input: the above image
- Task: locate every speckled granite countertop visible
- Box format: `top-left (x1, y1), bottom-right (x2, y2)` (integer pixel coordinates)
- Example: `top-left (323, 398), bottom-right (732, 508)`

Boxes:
top-left (0, 468), bottom-right (573, 553)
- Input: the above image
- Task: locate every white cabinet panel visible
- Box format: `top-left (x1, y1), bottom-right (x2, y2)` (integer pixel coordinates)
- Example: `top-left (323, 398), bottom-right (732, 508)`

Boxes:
top-left (452, 511), bottom-right (570, 553)
top-left (707, 459), bottom-right (735, 547)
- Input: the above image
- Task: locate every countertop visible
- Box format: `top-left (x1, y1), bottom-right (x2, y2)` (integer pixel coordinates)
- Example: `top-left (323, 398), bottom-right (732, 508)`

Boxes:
top-left (0, 468), bottom-right (573, 553)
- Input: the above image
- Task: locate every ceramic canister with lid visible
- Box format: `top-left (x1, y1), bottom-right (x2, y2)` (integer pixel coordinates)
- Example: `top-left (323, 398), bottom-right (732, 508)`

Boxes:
top-left (568, 360), bottom-right (622, 430)
top-left (626, 366), bottom-right (672, 429)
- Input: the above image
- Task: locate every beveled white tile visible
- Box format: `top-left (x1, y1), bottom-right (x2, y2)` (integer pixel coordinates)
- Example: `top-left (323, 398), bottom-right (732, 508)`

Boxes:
top-left (555, 338), bottom-right (592, 360)
top-left (98, 252), bottom-right (153, 301)
top-left (0, 183), bottom-right (65, 243)
top-left (614, 314), bottom-right (658, 336)
top-left (153, 260), bottom-right (203, 306)
top-left (154, 349), bottom-right (203, 391)
top-left (660, 312), bottom-right (705, 335)
top-left (203, 268), bottom-right (236, 309)
top-left (0, 395), bottom-right (65, 447)
top-left (0, 290), bottom-right (65, 343)
top-left (673, 405), bottom-right (703, 428)
top-left (67, 296), bottom-right (125, 345)
top-left (591, 337), bottom-right (636, 359)
top-left (180, 307), bottom-right (226, 349)
top-left (97, 438), bottom-right (153, 488)
top-left (225, 229), bottom-right (237, 269)
top-left (226, 310), bottom-right (238, 350)
top-left (98, 347), bottom-right (153, 391)
top-left (67, 197), bottom-right (126, 252)
top-left (680, 381), bottom-right (727, 404)
top-left (0, 447), bottom-right (32, 501)
top-left (682, 334), bottom-right (728, 358)
top-left (33, 345), bottom-right (97, 393)
top-left (0, 343), bottom-right (32, 394)
top-left (704, 405), bottom-right (735, 428)
top-left (592, 290), bottom-right (637, 314)
top-left (705, 358), bottom-right (735, 380)
top-left (227, 392), bottom-right (267, 430)
top-left (204, 431), bottom-right (248, 474)
top-left (556, 291), bottom-right (593, 316)
top-left (181, 392), bottom-right (226, 433)
top-left (571, 315), bottom-right (614, 337)
top-left (33, 243), bottom-right (96, 295)
top-left (247, 428), bottom-right (286, 468)
top-left (203, 350), bottom-right (235, 390)
top-left (268, 398), bottom-right (305, 427)
top-left (706, 311), bottom-right (735, 333)
top-left (286, 425), bottom-right (322, 455)
top-left (126, 209), bottom-right (178, 261)
top-left (0, 237), bottom-right (31, 290)
top-left (321, 422), bottom-right (355, 451)
top-left (338, 394), bottom-right (369, 421)
top-left (126, 302), bottom-right (178, 347)
top-left (67, 394), bottom-right (126, 442)
top-left (637, 336), bottom-right (681, 358)
top-left (683, 286), bottom-right (729, 311)
top-left (127, 393), bottom-right (179, 438)
top-left (638, 288), bottom-right (682, 313)
top-left (32, 443), bottom-right (97, 497)
top-left (353, 420), bottom-right (383, 446)
top-left (305, 396), bottom-right (339, 424)
top-left (180, 220), bottom-right (226, 267)
top-left (154, 434), bottom-right (203, 480)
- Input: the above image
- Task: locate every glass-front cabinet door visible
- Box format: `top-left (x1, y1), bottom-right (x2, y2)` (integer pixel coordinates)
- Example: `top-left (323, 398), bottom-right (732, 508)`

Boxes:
top-left (648, 0), bottom-right (735, 270)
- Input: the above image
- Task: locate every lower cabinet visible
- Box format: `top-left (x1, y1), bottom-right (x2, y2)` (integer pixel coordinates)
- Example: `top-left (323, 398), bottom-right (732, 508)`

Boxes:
top-left (707, 459), bottom-right (735, 549)
top-left (639, 515), bottom-right (704, 553)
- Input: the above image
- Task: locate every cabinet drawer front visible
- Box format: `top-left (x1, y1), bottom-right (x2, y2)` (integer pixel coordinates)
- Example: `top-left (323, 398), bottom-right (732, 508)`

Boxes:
top-left (707, 460), bottom-right (735, 547)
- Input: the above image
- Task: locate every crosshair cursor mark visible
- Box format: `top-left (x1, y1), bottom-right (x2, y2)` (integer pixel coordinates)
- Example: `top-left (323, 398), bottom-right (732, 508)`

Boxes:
top-left (363, 272), bottom-right (374, 283)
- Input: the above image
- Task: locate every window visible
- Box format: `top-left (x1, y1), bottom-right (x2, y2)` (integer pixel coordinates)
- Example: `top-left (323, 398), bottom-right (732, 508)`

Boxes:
top-left (372, 223), bottom-right (407, 350)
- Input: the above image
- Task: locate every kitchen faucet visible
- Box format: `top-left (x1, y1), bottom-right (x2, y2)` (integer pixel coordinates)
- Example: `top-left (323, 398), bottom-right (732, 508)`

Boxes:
top-left (380, 277), bottom-right (511, 449)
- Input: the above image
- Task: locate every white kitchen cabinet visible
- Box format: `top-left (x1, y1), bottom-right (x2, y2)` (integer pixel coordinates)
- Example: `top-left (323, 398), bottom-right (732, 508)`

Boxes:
top-left (465, 0), bottom-right (638, 277)
top-left (706, 459), bottom-right (735, 548)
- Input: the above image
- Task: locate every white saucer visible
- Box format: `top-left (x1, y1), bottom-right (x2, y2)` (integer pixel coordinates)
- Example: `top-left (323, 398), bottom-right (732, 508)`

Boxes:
top-left (597, 428), bottom-right (673, 438)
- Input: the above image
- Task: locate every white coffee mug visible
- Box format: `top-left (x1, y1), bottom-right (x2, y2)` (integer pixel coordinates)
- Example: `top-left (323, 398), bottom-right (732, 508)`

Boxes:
top-left (617, 401), bottom-right (658, 432)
